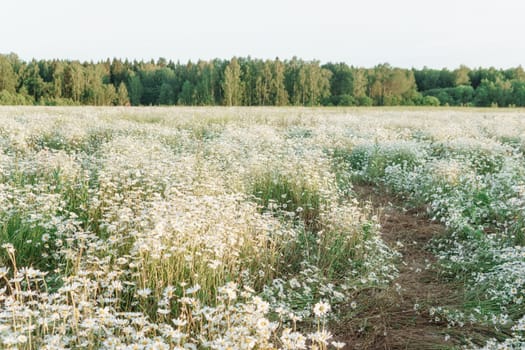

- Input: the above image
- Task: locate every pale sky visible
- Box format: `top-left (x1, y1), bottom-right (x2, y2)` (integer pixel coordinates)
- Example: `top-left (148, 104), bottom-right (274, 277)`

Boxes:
top-left (1, 0), bottom-right (524, 69)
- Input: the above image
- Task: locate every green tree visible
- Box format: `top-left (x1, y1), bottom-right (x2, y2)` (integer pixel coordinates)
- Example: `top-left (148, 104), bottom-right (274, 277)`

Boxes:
top-left (0, 90), bottom-right (33, 105)
top-left (82, 64), bottom-right (110, 105)
top-left (454, 65), bottom-right (471, 86)
top-left (22, 60), bottom-right (45, 101)
top-left (324, 62), bottom-right (353, 101)
top-left (51, 61), bottom-right (65, 98)
top-left (110, 58), bottom-right (129, 87)
top-left (288, 60), bottom-right (331, 106)
top-left (422, 95), bottom-right (440, 106)
top-left (63, 62), bottom-right (84, 102)
top-left (386, 68), bottom-right (418, 104)
top-left (370, 64), bottom-right (417, 105)
top-left (255, 60), bottom-right (272, 105)
top-left (194, 61), bottom-right (215, 105)
top-left (352, 68), bottom-right (367, 100)
top-left (414, 67), bottom-right (455, 91)
top-left (0, 54), bottom-right (18, 93)
top-left (128, 73), bottom-right (143, 106)
top-left (222, 58), bottom-right (243, 106)
top-left (178, 80), bottom-right (194, 105)
top-left (116, 82), bottom-right (130, 105)
top-left (513, 66), bottom-right (525, 81)
top-left (158, 82), bottom-right (174, 105)
top-left (369, 64), bottom-right (390, 105)
top-left (239, 58), bottom-right (256, 105)
top-left (474, 78), bottom-right (511, 107)
top-left (511, 81), bottom-right (525, 106)
top-left (271, 58), bottom-right (288, 105)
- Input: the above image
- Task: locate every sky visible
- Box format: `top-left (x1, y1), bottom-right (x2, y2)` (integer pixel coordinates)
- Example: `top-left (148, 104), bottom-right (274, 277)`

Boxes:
top-left (1, 0), bottom-right (525, 69)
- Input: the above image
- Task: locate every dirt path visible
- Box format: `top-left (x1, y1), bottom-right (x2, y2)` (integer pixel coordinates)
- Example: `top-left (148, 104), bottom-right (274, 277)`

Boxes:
top-left (335, 185), bottom-right (466, 349)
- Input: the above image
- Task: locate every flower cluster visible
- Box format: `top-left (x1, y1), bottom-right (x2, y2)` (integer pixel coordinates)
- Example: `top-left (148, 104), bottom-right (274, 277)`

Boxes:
top-left (341, 110), bottom-right (525, 347)
top-left (0, 107), bottom-right (404, 349)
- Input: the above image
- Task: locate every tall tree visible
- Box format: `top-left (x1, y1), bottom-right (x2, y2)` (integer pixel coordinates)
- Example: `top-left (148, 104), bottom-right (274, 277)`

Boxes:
top-left (324, 62), bottom-right (353, 96)
top-left (194, 61), bottom-right (215, 105)
top-left (271, 58), bottom-right (288, 105)
top-left (82, 63), bottom-right (110, 105)
top-left (352, 68), bottom-right (367, 99)
top-left (0, 55), bottom-right (17, 93)
top-left (255, 60), bottom-right (272, 105)
top-left (116, 82), bottom-right (130, 105)
top-left (178, 80), bottom-right (194, 105)
top-left (454, 65), bottom-right (471, 86)
top-left (51, 61), bottom-right (65, 98)
top-left (127, 73), bottom-right (143, 106)
top-left (158, 83), bottom-right (174, 105)
top-left (110, 58), bottom-right (129, 87)
top-left (222, 58), bottom-right (243, 106)
top-left (63, 62), bottom-right (84, 102)
top-left (22, 60), bottom-right (46, 101)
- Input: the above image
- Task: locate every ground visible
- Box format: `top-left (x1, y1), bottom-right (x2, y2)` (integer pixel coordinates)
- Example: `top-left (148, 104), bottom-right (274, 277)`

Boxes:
top-left (335, 185), bottom-right (494, 350)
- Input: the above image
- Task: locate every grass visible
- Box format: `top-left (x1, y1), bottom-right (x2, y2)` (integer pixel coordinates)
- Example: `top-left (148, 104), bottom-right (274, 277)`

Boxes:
top-left (251, 172), bottom-right (324, 230)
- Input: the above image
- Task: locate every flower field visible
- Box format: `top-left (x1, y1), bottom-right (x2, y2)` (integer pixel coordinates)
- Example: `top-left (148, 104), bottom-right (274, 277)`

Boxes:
top-left (1, 107), bottom-right (525, 349)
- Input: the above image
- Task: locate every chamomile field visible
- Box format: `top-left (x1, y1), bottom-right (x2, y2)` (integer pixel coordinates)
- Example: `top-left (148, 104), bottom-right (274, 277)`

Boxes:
top-left (1, 107), bottom-right (525, 349)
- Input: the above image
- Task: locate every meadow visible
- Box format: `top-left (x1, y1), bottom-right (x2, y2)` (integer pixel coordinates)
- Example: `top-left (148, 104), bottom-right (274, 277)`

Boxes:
top-left (1, 106), bottom-right (525, 349)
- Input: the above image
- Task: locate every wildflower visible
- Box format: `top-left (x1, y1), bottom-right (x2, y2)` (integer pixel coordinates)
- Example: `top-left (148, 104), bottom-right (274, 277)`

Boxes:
top-left (80, 318), bottom-right (99, 330)
top-left (157, 308), bottom-right (170, 315)
top-left (252, 296), bottom-right (270, 313)
top-left (165, 329), bottom-right (186, 342)
top-left (172, 318), bottom-right (188, 327)
top-left (179, 297), bottom-right (195, 305)
top-left (137, 288), bottom-right (152, 298)
top-left (332, 341), bottom-right (346, 349)
top-left (186, 284), bottom-right (201, 294)
top-left (207, 260), bottom-right (221, 270)
top-left (1, 243), bottom-right (15, 254)
top-left (308, 330), bottom-right (333, 345)
top-left (219, 282), bottom-right (238, 301)
top-left (281, 328), bottom-right (307, 350)
top-left (17, 335), bottom-right (28, 344)
top-left (111, 280), bottom-right (123, 292)
top-left (19, 267), bottom-right (39, 278)
top-left (313, 301), bottom-right (331, 318)
top-left (289, 278), bottom-right (301, 289)
top-left (2, 334), bottom-right (18, 346)
top-left (163, 285), bottom-right (176, 299)
top-left (289, 313), bottom-right (302, 322)
top-left (256, 317), bottom-right (270, 331)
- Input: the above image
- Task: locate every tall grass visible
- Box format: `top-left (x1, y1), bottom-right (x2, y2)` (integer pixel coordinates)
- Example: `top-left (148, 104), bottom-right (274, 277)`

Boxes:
top-left (251, 172), bottom-right (324, 230)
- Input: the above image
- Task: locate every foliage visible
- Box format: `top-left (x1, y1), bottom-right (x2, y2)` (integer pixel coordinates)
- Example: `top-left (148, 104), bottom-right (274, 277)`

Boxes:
top-left (2, 53), bottom-right (525, 107)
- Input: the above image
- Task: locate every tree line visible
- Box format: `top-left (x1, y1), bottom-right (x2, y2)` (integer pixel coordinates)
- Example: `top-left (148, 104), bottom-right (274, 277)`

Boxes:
top-left (1, 53), bottom-right (525, 107)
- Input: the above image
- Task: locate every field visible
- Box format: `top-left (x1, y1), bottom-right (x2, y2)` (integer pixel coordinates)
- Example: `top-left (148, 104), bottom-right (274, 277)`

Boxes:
top-left (1, 106), bottom-right (525, 349)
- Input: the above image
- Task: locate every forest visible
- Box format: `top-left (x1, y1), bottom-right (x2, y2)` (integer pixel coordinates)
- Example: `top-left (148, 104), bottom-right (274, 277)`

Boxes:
top-left (1, 52), bottom-right (525, 107)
